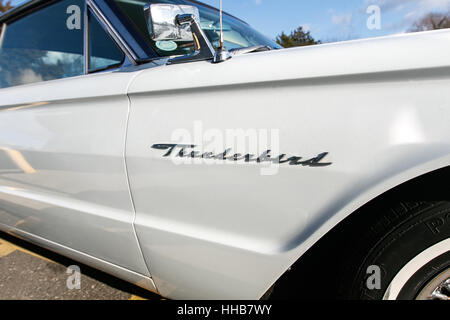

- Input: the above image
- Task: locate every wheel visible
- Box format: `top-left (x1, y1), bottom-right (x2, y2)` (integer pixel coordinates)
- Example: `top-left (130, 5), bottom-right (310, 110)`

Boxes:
top-left (269, 201), bottom-right (450, 300)
top-left (336, 201), bottom-right (450, 300)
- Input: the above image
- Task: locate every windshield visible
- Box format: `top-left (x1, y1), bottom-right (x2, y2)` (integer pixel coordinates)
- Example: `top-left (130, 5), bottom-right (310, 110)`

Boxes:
top-left (114, 0), bottom-right (280, 57)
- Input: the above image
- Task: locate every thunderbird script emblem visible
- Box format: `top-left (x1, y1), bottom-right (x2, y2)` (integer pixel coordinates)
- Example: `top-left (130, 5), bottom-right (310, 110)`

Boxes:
top-left (152, 144), bottom-right (332, 167)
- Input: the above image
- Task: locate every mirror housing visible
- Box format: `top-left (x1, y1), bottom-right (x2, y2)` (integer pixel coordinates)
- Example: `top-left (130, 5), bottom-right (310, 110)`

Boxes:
top-left (144, 4), bottom-right (200, 42)
top-left (144, 3), bottom-right (231, 64)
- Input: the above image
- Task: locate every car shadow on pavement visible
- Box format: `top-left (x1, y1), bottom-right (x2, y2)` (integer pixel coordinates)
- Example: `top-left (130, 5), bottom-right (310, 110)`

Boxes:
top-left (0, 231), bottom-right (161, 300)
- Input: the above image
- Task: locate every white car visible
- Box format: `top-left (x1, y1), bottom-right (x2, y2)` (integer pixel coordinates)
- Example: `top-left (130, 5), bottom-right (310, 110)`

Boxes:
top-left (0, 0), bottom-right (449, 300)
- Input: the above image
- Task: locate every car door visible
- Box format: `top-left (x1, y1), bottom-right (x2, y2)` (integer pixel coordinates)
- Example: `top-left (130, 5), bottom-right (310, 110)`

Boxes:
top-left (0, 0), bottom-right (152, 282)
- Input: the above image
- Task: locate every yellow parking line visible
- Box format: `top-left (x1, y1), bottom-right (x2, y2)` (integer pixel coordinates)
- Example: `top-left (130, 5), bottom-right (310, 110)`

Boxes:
top-left (0, 237), bottom-right (53, 263)
top-left (129, 295), bottom-right (148, 300)
top-left (0, 240), bottom-right (16, 257)
top-left (1, 236), bottom-right (155, 300)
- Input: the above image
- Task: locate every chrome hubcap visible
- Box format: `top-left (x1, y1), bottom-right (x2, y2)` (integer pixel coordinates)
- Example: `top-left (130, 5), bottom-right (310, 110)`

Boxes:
top-left (416, 268), bottom-right (450, 300)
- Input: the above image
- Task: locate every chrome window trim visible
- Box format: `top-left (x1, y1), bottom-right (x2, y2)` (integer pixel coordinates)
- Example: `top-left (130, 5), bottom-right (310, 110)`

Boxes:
top-left (83, 2), bottom-right (89, 74)
top-left (0, 1), bottom-right (126, 83)
top-left (0, 23), bottom-right (6, 49)
top-left (85, 1), bottom-right (129, 74)
top-left (0, 0), bottom-right (134, 89)
top-left (1, 0), bottom-right (159, 68)
top-left (87, 0), bottom-right (139, 65)
top-left (1, 0), bottom-right (231, 70)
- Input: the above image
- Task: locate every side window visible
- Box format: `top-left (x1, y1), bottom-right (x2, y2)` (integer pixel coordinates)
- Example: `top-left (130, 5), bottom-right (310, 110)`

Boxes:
top-left (88, 10), bottom-right (125, 72)
top-left (0, 0), bottom-right (85, 89)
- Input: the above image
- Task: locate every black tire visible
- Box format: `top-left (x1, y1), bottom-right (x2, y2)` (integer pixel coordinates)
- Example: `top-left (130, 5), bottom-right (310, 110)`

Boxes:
top-left (336, 201), bottom-right (450, 300)
top-left (269, 201), bottom-right (450, 300)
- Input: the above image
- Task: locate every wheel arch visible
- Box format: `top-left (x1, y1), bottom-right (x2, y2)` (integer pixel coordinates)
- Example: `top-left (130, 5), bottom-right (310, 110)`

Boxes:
top-left (269, 161), bottom-right (450, 299)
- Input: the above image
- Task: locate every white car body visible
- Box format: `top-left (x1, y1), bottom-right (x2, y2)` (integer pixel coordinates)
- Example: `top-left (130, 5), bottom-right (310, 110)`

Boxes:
top-left (0, 0), bottom-right (449, 299)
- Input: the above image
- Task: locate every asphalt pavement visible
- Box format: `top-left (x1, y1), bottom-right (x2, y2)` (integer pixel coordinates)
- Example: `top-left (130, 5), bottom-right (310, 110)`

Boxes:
top-left (0, 231), bottom-right (161, 300)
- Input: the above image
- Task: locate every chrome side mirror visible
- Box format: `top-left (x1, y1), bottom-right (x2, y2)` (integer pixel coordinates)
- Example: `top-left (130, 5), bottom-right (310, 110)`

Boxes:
top-left (144, 3), bottom-right (231, 64)
top-left (144, 4), bottom-right (199, 42)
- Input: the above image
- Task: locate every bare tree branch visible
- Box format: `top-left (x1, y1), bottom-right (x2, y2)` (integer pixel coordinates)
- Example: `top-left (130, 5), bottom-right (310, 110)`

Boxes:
top-left (410, 12), bottom-right (450, 32)
top-left (0, 0), bottom-right (13, 13)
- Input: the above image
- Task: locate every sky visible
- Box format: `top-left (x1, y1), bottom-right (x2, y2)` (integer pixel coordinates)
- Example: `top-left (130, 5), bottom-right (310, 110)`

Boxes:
top-left (9, 0), bottom-right (450, 42)
top-left (200, 0), bottom-right (450, 42)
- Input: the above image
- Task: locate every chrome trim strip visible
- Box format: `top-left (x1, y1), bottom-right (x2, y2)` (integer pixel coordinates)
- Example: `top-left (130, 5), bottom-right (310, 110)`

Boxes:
top-left (83, 2), bottom-right (89, 75)
top-left (0, 23), bottom-right (6, 49)
top-left (86, 0), bottom-right (138, 65)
